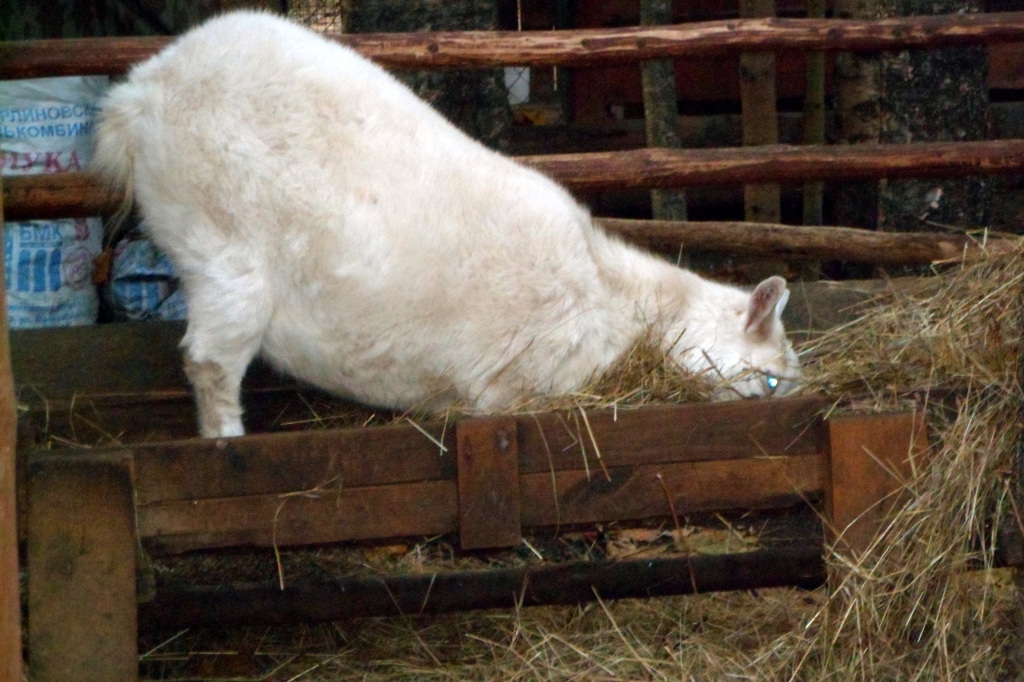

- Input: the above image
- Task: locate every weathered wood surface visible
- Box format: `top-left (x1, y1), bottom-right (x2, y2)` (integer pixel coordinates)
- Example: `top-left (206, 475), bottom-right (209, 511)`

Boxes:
top-left (640, 0), bottom-right (688, 223)
top-left (520, 453), bottom-right (825, 527)
top-left (138, 479), bottom-right (460, 555)
top-left (520, 140), bottom-right (1024, 192)
top-left (3, 13), bottom-right (1024, 78)
top-left (132, 424), bottom-right (455, 504)
top-left (456, 417), bottom-right (521, 550)
top-left (9, 140), bottom-right (1024, 220)
top-left (740, 0), bottom-right (782, 224)
top-left (26, 397), bottom-right (827, 554)
top-left (139, 543), bottom-right (827, 628)
top-left (27, 455), bottom-right (136, 682)
top-left (601, 218), bottom-right (1020, 266)
top-left (0, 169), bottom-right (21, 682)
top-left (825, 412), bottom-right (929, 555)
top-left (0, 165), bottom-right (122, 220)
top-left (518, 397), bottom-right (824, 472)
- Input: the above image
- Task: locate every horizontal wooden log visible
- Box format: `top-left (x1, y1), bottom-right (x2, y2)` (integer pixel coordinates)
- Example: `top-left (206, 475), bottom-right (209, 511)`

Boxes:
top-left (520, 140), bottom-right (1024, 192)
top-left (8, 140), bottom-right (1024, 220)
top-left (1, 172), bottom-right (122, 221)
top-left (601, 218), bottom-right (1021, 266)
top-left (138, 543), bottom-right (827, 628)
top-left (3, 13), bottom-right (1024, 78)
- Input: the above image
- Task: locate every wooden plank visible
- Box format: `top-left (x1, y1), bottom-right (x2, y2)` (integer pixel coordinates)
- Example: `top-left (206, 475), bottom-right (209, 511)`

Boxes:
top-left (12, 140), bottom-right (1024, 220)
top-left (825, 412), bottom-right (929, 556)
top-left (4, 13), bottom-right (1024, 78)
top-left (740, 0), bottom-right (782, 224)
top-left (989, 42), bottom-right (1024, 90)
top-left (27, 456), bottom-right (137, 682)
top-left (138, 543), bottom-right (827, 628)
top-left (640, 0), bottom-right (688, 223)
top-left (10, 320), bottom-right (293, 404)
top-left (62, 398), bottom-right (818, 506)
top-left (0, 161), bottom-right (22, 682)
top-left (134, 446), bottom-right (826, 555)
top-left (137, 479), bottom-right (459, 555)
top-left (130, 421), bottom-right (455, 504)
top-left (517, 397), bottom-right (825, 474)
top-left (521, 453), bottom-right (826, 527)
top-left (456, 417), bottom-right (521, 550)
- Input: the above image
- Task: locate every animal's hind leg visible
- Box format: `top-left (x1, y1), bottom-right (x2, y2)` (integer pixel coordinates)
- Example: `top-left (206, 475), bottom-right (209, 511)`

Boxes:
top-left (178, 265), bottom-right (272, 438)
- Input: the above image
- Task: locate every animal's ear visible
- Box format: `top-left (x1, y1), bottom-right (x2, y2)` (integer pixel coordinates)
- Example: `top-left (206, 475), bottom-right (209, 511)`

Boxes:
top-left (744, 276), bottom-right (788, 337)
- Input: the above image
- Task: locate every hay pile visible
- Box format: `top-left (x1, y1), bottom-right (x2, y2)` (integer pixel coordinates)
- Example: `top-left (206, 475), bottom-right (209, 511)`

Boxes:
top-left (138, 246), bottom-right (1024, 680)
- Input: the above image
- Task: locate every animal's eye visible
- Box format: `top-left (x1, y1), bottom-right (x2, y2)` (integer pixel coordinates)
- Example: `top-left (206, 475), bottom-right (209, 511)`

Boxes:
top-left (765, 375), bottom-right (780, 394)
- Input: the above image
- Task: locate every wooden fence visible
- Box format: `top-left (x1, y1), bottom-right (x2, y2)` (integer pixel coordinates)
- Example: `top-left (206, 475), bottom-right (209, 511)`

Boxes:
top-left (2, 10), bottom-right (1023, 682)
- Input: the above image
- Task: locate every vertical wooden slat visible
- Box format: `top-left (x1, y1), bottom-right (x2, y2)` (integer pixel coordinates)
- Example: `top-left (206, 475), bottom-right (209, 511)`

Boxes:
top-left (826, 412), bottom-right (928, 556)
top-left (457, 417), bottom-right (521, 550)
top-left (28, 457), bottom-right (137, 682)
top-left (640, 0), bottom-right (688, 227)
top-left (740, 0), bottom-right (781, 224)
top-left (0, 171), bottom-right (24, 681)
top-left (802, 0), bottom-right (826, 228)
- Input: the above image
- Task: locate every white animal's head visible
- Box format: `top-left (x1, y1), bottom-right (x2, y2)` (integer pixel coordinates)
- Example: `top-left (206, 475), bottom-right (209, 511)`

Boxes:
top-left (668, 275), bottom-right (802, 399)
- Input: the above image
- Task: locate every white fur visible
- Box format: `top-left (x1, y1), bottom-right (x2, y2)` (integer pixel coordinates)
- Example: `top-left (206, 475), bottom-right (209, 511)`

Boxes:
top-left (93, 11), bottom-right (801, 438)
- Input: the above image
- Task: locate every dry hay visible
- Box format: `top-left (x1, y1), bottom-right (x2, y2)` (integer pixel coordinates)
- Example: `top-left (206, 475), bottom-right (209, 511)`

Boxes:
top-left (134, 245), bottom-right (1024, 680)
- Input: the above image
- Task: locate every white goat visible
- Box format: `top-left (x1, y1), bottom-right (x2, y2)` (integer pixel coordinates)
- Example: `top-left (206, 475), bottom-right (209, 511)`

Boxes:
top-left (94, 11), bottom-right (801, 438)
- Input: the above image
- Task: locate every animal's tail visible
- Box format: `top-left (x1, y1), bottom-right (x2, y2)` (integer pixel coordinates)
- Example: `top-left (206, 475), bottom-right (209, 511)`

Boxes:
top-left (92, 82), bottom-right (144, 230)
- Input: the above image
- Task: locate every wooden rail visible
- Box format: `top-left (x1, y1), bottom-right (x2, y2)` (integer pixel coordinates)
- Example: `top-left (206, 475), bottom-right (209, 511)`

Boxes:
top-left (2, 13), bottom-right (1024, 77)
top-left (7, 140), bottom-right (1024, 221)
top-left (26, 397), bottom-right (824, 556)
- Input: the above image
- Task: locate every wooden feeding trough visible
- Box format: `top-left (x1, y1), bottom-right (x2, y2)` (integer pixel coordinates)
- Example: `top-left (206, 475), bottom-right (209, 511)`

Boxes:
top-left (2, 9), bottom-right (1024, 681)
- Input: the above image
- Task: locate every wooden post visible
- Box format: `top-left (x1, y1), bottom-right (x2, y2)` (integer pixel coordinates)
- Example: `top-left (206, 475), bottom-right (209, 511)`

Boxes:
top-left (639, 0), bottom-right (688, 225)
top-left (0, 172), bottom-right (24, 681)
top-left (802, 0), bottom-right (826, 228)
top-left (739, 0), bottom-right (781, 225)
top-left (800, 0), bottom-right (826, 279)
top-left (825, 412), bottom-right (928, 556)
top-left (28, 455), bottom-right (137, 682)
top-left (457, 417), bottom-right (521, 550)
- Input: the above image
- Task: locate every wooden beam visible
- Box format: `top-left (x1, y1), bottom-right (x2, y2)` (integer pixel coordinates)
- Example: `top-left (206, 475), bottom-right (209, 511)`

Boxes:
top-left (457, 417), bottom-right (521, 550)
top-left (27, 455), bottom-right (137, 682)
top-left (137, 478), bottom-right (460, 556)
top-left (519, 140), bottom-right (1024, 192)
top-left (825, 412), bottom-right (929, 556)
top-left (4, 13), bottom-right (1024, 77)
top-left (8, 140), bottom-right (1024, 220)
top-left (520, 453), bottom-right (825, 527)
top-left (640, 0), bottom-right (688, 223)
top-left (600, 218), bottom-right (1021, 266)
top-left (0, 160), bottom-right (22, 682)
top-left (24, 396), bottom-right (825, 554)
top-left (132, 452), bottom-right (823, 555)
top-left (740, 0), bottom-right (782, 224)
top-left (138, 543), bottom-right (827, 628)
top-left (130, 423), bottom-right (456, 505)
top-left (517, 397), bottom-right (825, 473)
